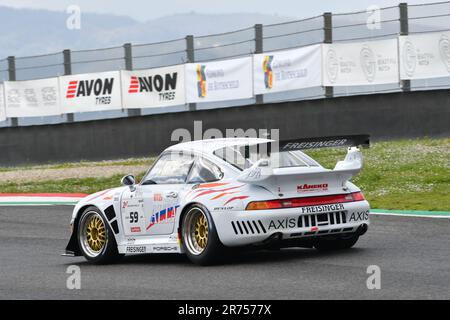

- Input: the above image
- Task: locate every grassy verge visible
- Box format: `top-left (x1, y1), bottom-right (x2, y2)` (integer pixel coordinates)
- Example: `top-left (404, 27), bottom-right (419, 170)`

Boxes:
top-left (0, 138), bottom-right (448, 211)
top-left (304, 137), bottom-right (449, 211)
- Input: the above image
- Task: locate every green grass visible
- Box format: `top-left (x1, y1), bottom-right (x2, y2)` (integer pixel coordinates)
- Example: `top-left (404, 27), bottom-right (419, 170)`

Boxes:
top-left (304, 137), bottom-right (450, 211)
top-left (1, 138), bottom-right (448, 211)
top-left (0, 157), bottom-right (153, 172)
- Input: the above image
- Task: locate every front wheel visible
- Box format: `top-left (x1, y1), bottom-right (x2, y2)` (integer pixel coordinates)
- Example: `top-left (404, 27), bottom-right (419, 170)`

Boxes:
top-left (313, 234), bottom-right (359, 251)
top-left (77, 206), bottom-right (122, 264)
top-left (181, 205), bottom-right (224, 265)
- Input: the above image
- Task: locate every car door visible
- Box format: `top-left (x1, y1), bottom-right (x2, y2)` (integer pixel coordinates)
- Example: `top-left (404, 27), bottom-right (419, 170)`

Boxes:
top-left (139, 152), bottom-right (195, 236)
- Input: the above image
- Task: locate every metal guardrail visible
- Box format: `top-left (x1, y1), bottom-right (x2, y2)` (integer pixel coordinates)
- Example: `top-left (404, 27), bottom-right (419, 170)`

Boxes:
top-left (1, 1), bottom-right (450, 127)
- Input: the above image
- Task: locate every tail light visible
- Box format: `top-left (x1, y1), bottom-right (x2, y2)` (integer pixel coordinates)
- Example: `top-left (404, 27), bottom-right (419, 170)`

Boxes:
top-left (246, 192), bottom-right (365, 210)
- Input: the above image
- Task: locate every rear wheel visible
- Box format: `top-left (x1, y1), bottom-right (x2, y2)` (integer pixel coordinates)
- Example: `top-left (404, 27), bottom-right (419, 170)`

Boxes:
top-left (182, 205), bottom-right (224, 265)
top-left (77, 206), bottom-right (122, 264)
top-left (313, 234), bottom-right (359, 251)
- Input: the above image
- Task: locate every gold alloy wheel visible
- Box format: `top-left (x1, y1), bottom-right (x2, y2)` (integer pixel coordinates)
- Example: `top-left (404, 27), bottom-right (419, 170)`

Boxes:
top-left (79, 211), bottom-right (108, 258)
top-left (194, 213), bottom-right (209, 249)
top-left (184, 207), bottom-right (210, 255)
top-left (86, 215), bottom-right (106, 252)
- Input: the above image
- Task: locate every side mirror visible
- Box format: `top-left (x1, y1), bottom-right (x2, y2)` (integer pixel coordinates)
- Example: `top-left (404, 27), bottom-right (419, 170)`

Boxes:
top-left (121, 175), bottom-right (136, 188)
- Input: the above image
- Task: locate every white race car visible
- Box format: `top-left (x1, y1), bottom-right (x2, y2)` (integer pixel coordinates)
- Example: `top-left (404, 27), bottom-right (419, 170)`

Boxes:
top-left (64, 135), bottom-right (371, 265)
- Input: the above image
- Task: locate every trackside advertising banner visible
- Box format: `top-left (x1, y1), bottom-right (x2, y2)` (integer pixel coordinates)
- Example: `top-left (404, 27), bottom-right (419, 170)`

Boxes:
top-left (59, 71), bottom-right (122, 113)
top-left (121, 65), bottom-right (185, 109)
top-left (322, 39), bottom-right (399, 86)
top-left (0, 84), bottom-right (6, 121)
top-left (185, 57), bottom-right (253, 103)
top-left (399, 32), bottom-right (450, 80)
top-left (253, 44), bottom-right (322, 94)
top-left (4, 78), bottom-right (60, 117)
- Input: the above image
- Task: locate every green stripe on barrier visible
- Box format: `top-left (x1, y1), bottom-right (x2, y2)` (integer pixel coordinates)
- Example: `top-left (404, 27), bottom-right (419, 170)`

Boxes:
top-left (371, 209), bottom-right (450, 217)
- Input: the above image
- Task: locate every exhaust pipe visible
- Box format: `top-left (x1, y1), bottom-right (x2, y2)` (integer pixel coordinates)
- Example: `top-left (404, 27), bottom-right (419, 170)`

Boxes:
top-left (356, 223), bottom-right (368, 236)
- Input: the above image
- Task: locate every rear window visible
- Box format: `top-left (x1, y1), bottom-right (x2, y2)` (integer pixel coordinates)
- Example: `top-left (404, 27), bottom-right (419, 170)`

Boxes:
top-left (214, 145), bottom-right (319, 171)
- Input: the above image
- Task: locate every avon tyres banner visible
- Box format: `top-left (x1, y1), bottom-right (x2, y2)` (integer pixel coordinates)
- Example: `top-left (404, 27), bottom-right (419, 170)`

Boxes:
top-left (322, 39), bottom-right (399, 86)
top-left (253, 44), bottom-right (322, 94)
top-left (185, 57), bottom-right (253, 103)
top-left (121, 65), bottom-right (185, 109)
top-left (60, 71), bottom-right (122, 113)
top-left (0, 84), bottom-right (6, 122)
top-left (4, 78), bottom-right (60, 117)
top-left (399, 32), bottom-right (450, 80)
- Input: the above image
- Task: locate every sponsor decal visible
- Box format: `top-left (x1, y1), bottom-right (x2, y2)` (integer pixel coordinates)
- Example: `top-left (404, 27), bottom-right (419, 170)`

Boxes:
top-left (283, 139), bottom-right (348, 150)
top-left (130, 226), bottom-right (141, 233)
top-left (213, 206), bottom-right (234, 211)
top-left (268, 217), bottom-right (297, 230)
top-left (348, 210), bottom-right (369, 222)
top-left (297, 183), bottom-right (329, 193)
top-left (126, 246), bottom-right (146, 253)
top-left (127, 73), bottom-right (178, 101)
top-left (301, 204), bottom-right (345, 214)
top-left (65, 78), bottom-right (114, 105)
top-left (122, 201), bottom-right (128, 208)
top-left (326, 48), bottom-right (339, 83)
top-left (152, 246), bottom-right (178, 252)
top-left (439, 34), bottom-right (450, 72)
top-left (263, 55), bottom-right (274, 89)
top-left (196, 65), bottom-right (207, 98)
top-left (360, 45), bottom-right (376, 82)
top-left (146, 205), bottom-right (180, 230)
top-left (402, 40), bottom-right (417, 78)
top-left (153, 193), bottom-right (163, 202)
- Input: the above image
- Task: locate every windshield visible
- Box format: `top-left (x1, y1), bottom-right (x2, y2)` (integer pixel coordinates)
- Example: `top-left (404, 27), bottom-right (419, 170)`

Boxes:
top-left (213, 144), bottom-right (319, 171)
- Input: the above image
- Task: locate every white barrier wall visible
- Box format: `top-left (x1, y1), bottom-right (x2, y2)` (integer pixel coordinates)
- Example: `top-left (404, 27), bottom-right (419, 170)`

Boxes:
top-left (253, 44), bottom-right (322, 94)
top-left (2, 32), bottom-right (450, 121)
top-left (0, 84), bottom-right (6, 122)
top-left (399, 32), bottom-right (450, 80)
top-left (322, 39), bottom-right (399, 86)
top-left (121, 65), bottom-right (186, 109)
top-left (185, 57), bottom-right (253, 103)
top-left (4, 77), bottom-right (60, 117)
top-left (59, 71), bottom-right (122, 113)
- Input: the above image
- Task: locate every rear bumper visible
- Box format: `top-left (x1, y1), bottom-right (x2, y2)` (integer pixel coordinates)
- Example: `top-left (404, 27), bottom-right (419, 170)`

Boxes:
top-left (213, 200), bottom-right (370, 247)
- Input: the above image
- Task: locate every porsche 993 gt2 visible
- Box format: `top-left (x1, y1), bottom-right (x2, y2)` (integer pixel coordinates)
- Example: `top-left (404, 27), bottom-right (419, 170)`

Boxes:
top-left (63, 135), bottom-right (371, 265)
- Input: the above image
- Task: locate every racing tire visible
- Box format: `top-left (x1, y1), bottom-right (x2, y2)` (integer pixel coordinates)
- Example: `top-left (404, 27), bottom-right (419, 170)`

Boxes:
top-left (181, 204), bottom-right (224, 266)
top-left (77, 206), bottom-right (123, 264)
top-left (313, 234), bottom-right (359, 251)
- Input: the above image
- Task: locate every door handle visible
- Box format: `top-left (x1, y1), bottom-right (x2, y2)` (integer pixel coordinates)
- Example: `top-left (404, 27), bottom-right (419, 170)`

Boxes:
top-left (165, 191), bottom-right (178, 198)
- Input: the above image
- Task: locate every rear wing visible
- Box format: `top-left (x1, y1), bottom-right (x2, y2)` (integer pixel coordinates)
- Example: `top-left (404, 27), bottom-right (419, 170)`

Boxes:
top-left (279, 134), bottom-right (370, 152)
top-left (237, 134), bottom-right (370, 189)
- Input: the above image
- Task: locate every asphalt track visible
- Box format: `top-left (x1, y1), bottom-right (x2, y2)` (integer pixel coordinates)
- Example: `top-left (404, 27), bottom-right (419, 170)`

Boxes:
top-left (0, 206), bottom-right (449, 300)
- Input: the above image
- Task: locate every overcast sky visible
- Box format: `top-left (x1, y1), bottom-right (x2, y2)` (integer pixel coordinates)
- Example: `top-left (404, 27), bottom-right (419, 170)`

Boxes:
top-left (0, 0), bottom-right (441, 21)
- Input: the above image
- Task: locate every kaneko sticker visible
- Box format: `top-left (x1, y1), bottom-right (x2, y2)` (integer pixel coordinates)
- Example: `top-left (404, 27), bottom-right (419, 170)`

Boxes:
top-left (297, 183), bottom-right (329, 193)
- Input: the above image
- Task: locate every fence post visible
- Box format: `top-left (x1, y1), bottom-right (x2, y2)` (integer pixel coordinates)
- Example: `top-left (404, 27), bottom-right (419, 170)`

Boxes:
top-left (254, 24), bottom-right (264, 105)
top-left (124, 43), bottom-right (141, 117)
top-left (186, 35), bottom-right (197, 112)
top-left (323, 12), bottom-right (334, 99)
top-left (63, 49), bottom-right (75, 123)
top-left (399, 3), bottom-right (411, 92)
top-left (7, 56), bottom-right (18, 127)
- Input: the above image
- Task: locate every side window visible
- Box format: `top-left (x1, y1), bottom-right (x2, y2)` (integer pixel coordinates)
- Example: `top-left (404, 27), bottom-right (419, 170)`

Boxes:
top-left (143, 153), bottom-right (194, 184)
top-left (187, 157), bottom-right (223, 184)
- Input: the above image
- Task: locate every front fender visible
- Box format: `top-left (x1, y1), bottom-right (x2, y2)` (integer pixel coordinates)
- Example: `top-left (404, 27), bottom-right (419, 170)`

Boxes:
top-left (64, 187), bottom-right (126, 256)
